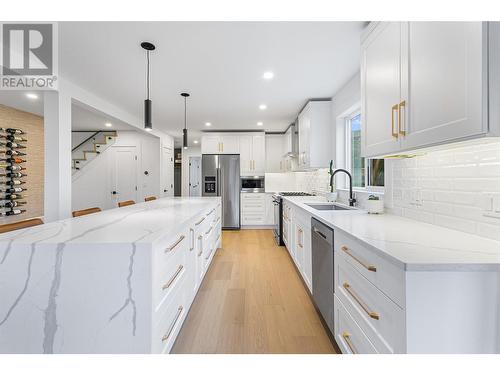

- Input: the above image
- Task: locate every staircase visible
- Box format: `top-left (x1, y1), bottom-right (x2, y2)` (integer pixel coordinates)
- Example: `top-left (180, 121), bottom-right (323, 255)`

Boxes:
top-left (72, 131), bottom-right (117, 175)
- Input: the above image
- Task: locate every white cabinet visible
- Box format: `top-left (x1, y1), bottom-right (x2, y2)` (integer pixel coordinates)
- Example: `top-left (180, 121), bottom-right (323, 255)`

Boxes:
top-left (201, 134), bottom-right (240, 154)
top-left (361, 22), bottom-right (489, 158)
top-left (282, 200), bottom-right (312, 292)
top-left (265, 134), bottom-right (285, 173)
top-left (239, 133), bottom-right (265, 175)
top-left (241, 193), bottom-right (266, 225)
top-left (297, 101), bottom-right (332, 170)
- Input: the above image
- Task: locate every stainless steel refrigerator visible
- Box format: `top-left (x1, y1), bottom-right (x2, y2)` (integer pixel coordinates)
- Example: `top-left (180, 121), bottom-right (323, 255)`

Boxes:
top-left (202, 154), bottom-right (240, 229)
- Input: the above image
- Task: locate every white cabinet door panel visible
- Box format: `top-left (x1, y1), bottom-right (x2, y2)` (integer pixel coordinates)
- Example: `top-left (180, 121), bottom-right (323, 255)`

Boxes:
top-left (362, 22), bottom-right (402, 157)
top-left (401, 22), bottom-right (486, 149)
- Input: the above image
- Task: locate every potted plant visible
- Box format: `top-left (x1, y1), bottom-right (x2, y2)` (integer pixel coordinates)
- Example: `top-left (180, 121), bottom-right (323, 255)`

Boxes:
top-left (366, 195), bottom-right (384, 214)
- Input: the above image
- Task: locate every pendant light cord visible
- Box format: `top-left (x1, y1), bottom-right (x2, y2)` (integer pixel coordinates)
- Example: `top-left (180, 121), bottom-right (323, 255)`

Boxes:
top-left (146, 51), bottom-right (150, 100)
top-left (184, 96), bottom-right (187, 130)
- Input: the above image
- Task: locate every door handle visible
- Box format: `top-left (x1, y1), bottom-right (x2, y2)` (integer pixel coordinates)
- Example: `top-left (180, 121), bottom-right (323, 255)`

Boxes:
top-left (398, 100), bottom-right (406, 136)
top-left (112, 191), bottom-right (117, 195)
top-left (391, 104), bottom-right (399, 139)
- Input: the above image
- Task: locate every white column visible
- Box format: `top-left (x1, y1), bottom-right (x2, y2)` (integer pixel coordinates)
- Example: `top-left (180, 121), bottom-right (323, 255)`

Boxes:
top-left (43, 90), bottom-right (72, 222)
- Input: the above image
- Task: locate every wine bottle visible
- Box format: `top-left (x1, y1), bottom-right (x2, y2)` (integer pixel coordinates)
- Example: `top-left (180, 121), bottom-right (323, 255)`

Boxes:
top-left (0, 142), bottom-right (26, 149)
top-left (0, 172), bottom-right (27, 178)
top-left (0, 201), bottom-right (26, 208)
top-left (0, 158), bottom-right (26, 164)
top-left (1, 194), bottom-right (26, 200)
top-left (2, 165), bottom-right (26, 171)
top-left (0, 150), bottom-right (26, 156)
top-left (0, 187), bottom-right (26, 193)
top-left (5, 180), bottom-right (25, 186)
top-left (0, 209), bottom-right (26, 216)
top-left (1, 128), bottom-right (25, 135)
top-left (0, 135), bottom-right (27, 142)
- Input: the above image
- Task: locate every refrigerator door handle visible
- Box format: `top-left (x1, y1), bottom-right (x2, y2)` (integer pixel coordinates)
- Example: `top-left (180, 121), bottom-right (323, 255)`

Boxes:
top-left (216, 167), bottom-right (221, 196)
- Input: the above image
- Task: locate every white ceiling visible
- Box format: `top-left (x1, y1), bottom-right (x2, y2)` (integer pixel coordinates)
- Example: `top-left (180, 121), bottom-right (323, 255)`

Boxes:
top-left (59, 22), bottom-right (365, 142)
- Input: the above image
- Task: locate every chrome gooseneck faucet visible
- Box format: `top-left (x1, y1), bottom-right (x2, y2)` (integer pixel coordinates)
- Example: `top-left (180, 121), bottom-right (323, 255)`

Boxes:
top-left (330, 169), bottom-right (357, 207)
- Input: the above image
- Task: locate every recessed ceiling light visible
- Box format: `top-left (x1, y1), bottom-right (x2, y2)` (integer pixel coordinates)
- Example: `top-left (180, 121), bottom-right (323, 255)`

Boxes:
top-left (26, 93), bottom-right (38, 100)
top-left (262, 71), bottom-right (274, 80)
top-left (205, 122), bottom-right (212, 126)
top-left (257, 122), bottom-right (263, 126)
top-left (259, 104), bottom-right (267, 110)
top-left (105, 122), bottom-right (113, 127)
top-left (193, 140), bottom-right (199, 144)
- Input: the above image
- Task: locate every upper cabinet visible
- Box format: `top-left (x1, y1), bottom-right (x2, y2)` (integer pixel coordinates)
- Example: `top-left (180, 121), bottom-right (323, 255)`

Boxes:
top-left (240, 133), bottom-right (265, 175)
top-left (265, 134), bottom-right (285, 173)
top-left (201, 134), bottom-right (240, 154)
top-left (297, 101), bottom-right (332, 170)
top-left (361, 22), bottom-right (490, 158)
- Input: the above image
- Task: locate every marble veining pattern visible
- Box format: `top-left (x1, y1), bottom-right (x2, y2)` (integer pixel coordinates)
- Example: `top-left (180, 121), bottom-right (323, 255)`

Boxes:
top-left (283, 196), bottom-right (500, 271)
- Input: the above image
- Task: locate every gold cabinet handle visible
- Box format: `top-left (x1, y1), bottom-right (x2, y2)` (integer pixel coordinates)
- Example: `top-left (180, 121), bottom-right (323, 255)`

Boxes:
top-left (341, 246), bottom-right (376, 272)
top-left (216, 233), bottom-right (220, 242)
top-left (391, 104), bottom-right (399, 139)
top-left (205, 226), bottom-right (213, 235)
top-left (195, 216), bottom-right (206, 226)
top-left (165, 235), bottom-right (185, 253)
top-left (343, 282), bottom-right (379, 320)
top-left (197, 235), bottom-right (203, 256)
top-left (189, 228), bottom-right (194, 251)
top-left (398, 100), bottom-right (406, 136)
top-left (249, 160), bottom-right (252, 170)
top-left (298, 228), bottom-right (303, 248)
top-left (342, 332), bottom-right (357, 354)
top-left (205, 248), bottom-right (213, 260)
top-left (162, 306), bottom-right (184, 342)
top-left (162, 265), bottom-right (184, 290)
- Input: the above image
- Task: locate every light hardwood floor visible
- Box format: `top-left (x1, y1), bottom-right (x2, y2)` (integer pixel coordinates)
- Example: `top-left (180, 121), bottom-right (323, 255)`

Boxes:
top-left (172, 229), bottom-right (337, 354)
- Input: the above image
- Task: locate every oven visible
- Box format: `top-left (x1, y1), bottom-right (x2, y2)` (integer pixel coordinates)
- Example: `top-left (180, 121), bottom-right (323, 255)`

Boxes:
top-left (240, 176), bottom-right (265, 193)
top-left (272, 194), bottom-right (284, 246)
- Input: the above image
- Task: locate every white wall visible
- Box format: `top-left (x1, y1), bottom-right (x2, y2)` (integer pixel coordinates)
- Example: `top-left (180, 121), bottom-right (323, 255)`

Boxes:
top-left (72, 130), bottom-right (161, 211)
top-left (181, 146), bottom-right (201, 196)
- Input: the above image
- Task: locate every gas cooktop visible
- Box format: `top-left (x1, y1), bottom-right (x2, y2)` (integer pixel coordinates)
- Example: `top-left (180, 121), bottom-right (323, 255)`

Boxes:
top-left (278, 192), bottom-right (315, 196)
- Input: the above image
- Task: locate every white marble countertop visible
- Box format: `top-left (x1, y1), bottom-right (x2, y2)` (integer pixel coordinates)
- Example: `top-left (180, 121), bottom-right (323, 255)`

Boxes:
top-left (0, 197), bottom-right (220, 247)
top-left (283, 196), bottom-right (500, 271)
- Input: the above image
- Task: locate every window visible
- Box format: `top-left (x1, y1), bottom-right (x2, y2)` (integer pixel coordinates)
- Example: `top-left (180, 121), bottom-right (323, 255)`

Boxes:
top-left (345, 112), bottom-right (384, 188)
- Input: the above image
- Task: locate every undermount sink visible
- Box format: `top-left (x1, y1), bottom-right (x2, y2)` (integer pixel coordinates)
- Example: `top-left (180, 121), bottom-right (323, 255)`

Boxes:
top-left (305, 203), bottom-right (351, 211)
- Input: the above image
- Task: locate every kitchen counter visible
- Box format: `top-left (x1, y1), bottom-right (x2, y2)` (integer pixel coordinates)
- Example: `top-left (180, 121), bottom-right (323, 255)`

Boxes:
top-left (0, 197), bottom-right (220, 246)
top-left (283, 196), bottom-right (500, 271)
top-left (0, 197), bottom-right (221, 353)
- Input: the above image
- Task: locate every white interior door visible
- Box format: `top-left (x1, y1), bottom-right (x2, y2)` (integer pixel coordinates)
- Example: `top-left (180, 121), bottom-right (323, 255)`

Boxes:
top-left (110, 147), bottom-right (138, 204)
top-left (189, 156), bottom-right (202, 196)
top-left (162, 147), bottom-right (174, 197)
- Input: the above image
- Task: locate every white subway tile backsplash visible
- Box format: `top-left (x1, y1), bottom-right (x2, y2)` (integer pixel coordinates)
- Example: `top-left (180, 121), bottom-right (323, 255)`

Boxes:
top-left (389, 139), bottom-right (500, 241)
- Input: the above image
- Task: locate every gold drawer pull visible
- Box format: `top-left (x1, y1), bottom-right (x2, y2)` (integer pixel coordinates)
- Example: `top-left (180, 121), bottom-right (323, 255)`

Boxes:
top-left (205, 226), bottom-right (213, 235)
top-left (205, 248), bottom-right (213, 260)
top-left (165, 235), bottom-right (185, 253)
top-left (195, 217), bottom-right (206, 225)
top-left (189, 228), bottom-right (194, 251)
top-left (198, 250), bottom-right (203, 257)
top-left (343, 282), bottom-right (379, 320)
top-left (341, 246), bottom-right (376, 272)
top-left (342, 332), bottom-right (357, 354)
top-left (161, 306), bottom-right (184, 342)
top-left (216, 233), bottom-right (220, 242)
top-left (162, 265), bottom-right (184, 290)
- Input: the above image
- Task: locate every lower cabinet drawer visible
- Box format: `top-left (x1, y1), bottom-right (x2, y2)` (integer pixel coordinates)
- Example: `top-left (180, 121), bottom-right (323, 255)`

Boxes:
top-left (242, 213), bottom-right (265, 225)
top-left (335, 295), bottom-right (377, 354)
top-left (336, 255), bottom-right (405, 353)
top-left (153, 248), bottom-right (187, 313)
top-left (153, 278), bottom-right (187, 354)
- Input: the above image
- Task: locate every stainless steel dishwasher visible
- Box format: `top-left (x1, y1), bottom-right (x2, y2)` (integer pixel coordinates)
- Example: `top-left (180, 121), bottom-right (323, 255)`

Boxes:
top-left (311, 217), bottom-right (334, 334)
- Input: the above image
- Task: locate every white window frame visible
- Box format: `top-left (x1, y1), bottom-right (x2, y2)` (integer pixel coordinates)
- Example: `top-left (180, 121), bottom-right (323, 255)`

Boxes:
top-left (344, 110), bottom-right (384, 193)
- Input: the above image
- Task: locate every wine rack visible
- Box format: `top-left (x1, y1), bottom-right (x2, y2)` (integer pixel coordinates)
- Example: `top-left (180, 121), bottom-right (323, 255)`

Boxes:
top-left (0, 127), bottom-right (27, 217)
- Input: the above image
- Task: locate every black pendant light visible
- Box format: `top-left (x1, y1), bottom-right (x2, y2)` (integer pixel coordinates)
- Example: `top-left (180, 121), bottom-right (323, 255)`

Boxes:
top-left (141, 41), bottom-right (155, 131)
top-left (181, 92), bottom-right (190, 149)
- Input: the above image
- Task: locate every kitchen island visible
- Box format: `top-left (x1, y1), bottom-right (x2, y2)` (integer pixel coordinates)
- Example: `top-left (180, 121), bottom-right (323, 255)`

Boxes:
top-left (0, 197), bottom-right (222, 354)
